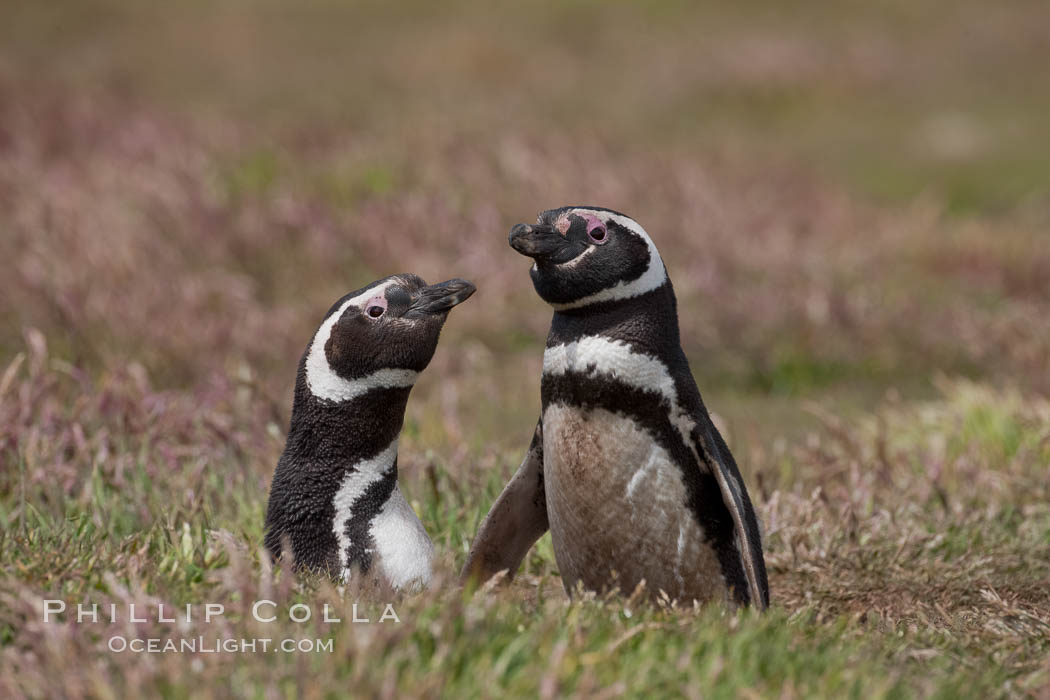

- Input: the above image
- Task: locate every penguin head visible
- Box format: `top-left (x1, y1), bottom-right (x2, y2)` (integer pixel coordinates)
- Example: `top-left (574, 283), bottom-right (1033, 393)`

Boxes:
top-left (508, 206), bottom-right (668, 310)
top-left (304, 274), bottom-right (476, 402)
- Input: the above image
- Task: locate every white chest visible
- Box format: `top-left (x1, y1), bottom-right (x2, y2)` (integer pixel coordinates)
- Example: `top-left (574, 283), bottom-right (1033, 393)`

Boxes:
top-left (540, 400), bottom-right (725, 603)
top-left (369, 485), bottom-right (434, 591)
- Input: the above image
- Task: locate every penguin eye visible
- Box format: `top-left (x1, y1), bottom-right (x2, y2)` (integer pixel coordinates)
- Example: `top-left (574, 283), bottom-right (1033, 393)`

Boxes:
top-left (582, 214), bottom-right (608, 244)
top-left (364, 295), bottom-right (388, 320)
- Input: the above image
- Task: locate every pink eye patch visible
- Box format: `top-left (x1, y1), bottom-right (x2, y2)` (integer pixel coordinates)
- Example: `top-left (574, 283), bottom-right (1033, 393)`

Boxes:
top-left (582, 213), bottom-right (607, 242)
top-left (364, 294), bottom-right (388, 318)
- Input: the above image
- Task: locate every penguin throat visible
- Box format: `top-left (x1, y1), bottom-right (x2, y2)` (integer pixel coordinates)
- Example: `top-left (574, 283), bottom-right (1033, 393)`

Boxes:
top-left (548, 283), bottom-right (682, 353)
top-left (308, 365), bottom-right (419, 404)
top-left (286, 384), bottom-right (412, 464)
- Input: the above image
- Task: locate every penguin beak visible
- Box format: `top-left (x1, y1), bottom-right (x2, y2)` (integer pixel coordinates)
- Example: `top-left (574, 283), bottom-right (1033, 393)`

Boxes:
top-left (508, 223), bottom-right (568, 260)
top-left (404, 278), bottom-right (477, 318)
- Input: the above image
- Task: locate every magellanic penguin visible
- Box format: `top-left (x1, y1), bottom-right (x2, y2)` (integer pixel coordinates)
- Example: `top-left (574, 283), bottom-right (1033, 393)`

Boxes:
top-left (462, 207), bottom-right (769, 609)
top-left (265, 274), bottom-right (476, 591)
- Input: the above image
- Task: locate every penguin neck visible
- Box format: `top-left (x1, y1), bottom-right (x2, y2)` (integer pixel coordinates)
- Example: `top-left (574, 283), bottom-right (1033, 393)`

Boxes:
top-left (548, 279), bottom-right (682, 356)
top-left (285, 369), bottom-right (413, 468)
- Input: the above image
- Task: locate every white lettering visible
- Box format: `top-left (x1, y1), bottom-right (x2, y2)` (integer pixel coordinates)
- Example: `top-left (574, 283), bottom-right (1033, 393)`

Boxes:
top-left (379, 604), bottom-right (400, 623)
top-left (323, 604), bottom-right (341, 623)
top-left (289, 603), bottom-right (311, 623)
top-left (252, 600), bottom-right (277, 623)
top-left (77, 603), bottom-right (98, 623)
top-left (43, 599), bottom-right (65, 623)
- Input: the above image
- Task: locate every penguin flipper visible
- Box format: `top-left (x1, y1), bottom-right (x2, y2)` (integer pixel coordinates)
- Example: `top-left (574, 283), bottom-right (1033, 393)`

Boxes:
top-left (690, 420), bottom-right (770, 610)
top-left (460, 421), bottom-right (548, 586)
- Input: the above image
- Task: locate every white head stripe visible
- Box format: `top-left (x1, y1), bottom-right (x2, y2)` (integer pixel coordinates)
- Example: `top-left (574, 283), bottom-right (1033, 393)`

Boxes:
top-left (331, 439), bottom-right (399, 574)
top-left (305, 280), bottom-right (419, 402)
top-left (557, 243), bottom-right (597, 269)
top-left (549, 211), bottom-right (668, 311)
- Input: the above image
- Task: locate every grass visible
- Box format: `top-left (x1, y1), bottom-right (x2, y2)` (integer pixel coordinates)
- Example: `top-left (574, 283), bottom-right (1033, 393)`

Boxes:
top-left (1, 350), bottom-right (1048, 697)
top-left (1, 0), bottom-right (1049, 697)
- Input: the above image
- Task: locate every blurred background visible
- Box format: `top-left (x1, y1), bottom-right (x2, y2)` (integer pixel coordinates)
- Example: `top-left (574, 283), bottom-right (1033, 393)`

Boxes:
top-left (3, 0), bottom-right (1049, 502)
top-left (3, 0), bottom-right (1049, 409)
top-left (2, 0), bottom-right (1049, 498)
top-left (2, 1), bottom-right (1049, 695)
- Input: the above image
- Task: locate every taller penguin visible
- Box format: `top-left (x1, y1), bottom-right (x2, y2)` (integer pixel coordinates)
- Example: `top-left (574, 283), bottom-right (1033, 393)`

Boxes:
top-left (266, 274), bottom-right (475, 591)
top-left (462, 207), bottom-right (769, 608)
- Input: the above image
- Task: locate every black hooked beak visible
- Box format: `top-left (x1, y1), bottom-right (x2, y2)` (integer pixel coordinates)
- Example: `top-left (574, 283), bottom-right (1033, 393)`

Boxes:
top-left (404, 278), bottom-right (477, 318)
top-left (508, 223), bottom-right (568, 260)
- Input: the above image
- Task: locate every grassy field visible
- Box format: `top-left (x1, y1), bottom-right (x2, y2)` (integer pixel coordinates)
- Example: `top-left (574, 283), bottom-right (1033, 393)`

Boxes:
top-left (1, 1), bottom-right (1049, 697)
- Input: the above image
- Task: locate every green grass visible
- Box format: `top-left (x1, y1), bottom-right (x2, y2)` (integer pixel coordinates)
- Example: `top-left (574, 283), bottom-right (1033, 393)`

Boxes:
top-left (1, 0), bottom-right (1049, 696)
top-left (1, 353), bottom-right (1048, 697)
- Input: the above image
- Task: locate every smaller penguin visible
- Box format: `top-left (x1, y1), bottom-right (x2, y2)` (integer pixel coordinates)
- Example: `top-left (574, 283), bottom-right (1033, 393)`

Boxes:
top-left (265, 274), bottom-right (476, 591)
